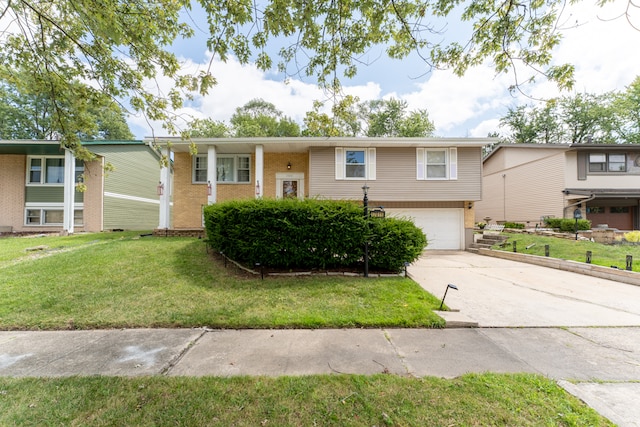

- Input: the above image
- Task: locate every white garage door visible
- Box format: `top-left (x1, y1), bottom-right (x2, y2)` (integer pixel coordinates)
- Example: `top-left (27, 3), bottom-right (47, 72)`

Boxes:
top-left (385, 208), bottom-right (464, 250)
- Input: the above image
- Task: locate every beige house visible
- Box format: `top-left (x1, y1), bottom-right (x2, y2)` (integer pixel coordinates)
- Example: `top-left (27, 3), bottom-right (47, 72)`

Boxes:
top-left (476, 143), bottom-right (640, 230)
top-left (0, 140), bottom-right (163, 234)
top-left (151, 137), bottom-right (492, 250)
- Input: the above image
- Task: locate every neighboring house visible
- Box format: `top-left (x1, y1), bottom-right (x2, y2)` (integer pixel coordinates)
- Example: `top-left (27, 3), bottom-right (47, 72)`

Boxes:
top-left (476, 143), bottom-right (640, 230)
top-left (150, 137), bottom-right (491, 250)
top-left (0, 140), bottom-right (163, 234)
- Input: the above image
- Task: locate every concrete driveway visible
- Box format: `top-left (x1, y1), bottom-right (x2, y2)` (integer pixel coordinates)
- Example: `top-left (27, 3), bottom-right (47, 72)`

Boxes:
top-left (410, 250), bottom-right (640, 426)
top-left (410, 250), bottom-right (640, 327)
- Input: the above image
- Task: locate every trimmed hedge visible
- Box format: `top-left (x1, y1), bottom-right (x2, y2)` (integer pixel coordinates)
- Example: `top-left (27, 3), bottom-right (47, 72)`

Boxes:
top-left (204, 199), bottom-right (427, 272)
top-left (503, 222), bottom-right (525, 229)
top-left (544, 217), bottom-right (591, 232)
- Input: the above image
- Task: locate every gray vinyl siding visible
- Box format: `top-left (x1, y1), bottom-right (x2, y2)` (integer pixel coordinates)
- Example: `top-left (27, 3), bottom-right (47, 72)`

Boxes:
top-left (102, 198), bottom-right (158, 230)
top-left (309, 146), bottom-right (482, 201)
top-left (25, 187), bottom-right (84, 203)
top-left (90, 144), bottom-right (160, 229)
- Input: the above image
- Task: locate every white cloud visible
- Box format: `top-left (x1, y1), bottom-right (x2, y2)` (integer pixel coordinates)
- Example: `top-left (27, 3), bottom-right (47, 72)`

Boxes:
top-left (129, 0), bottom-right (640, 139)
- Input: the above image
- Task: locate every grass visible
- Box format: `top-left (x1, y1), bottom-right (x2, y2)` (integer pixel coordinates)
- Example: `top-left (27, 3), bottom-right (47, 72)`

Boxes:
top-left (0, 232), bottom-right (443, 330)
top-left (0, 374), bottom-right (613, 426)
top-left (0, 232), bottom-right (615, 426)
top-left (491, 232), bottom-right (640, 271)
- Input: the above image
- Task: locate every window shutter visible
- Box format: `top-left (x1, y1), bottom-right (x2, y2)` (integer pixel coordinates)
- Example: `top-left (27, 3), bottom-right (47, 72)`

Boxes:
top-left (335, 148), bottom-right (344, 180)
top-left (577, 152), bottom-right (587, 180)
top-left (367, 148), bottom-right (376, 180)
top-left (449, 148), bottom-right (458, 180)
top-left (416, 148), bottom-right (425, 180)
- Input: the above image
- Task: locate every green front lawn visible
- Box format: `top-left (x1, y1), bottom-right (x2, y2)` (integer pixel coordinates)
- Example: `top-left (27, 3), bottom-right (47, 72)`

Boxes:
top-left (492, 232), bottom-right (640, 271)
top-left (0, 233), bottom-right (443, 330)
top-left (0, 374), bottom-right (611, 426)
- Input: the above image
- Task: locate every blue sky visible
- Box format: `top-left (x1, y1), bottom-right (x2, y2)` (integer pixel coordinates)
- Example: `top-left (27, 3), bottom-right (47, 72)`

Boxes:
top-left (128, 1), bottom-right (640, 140)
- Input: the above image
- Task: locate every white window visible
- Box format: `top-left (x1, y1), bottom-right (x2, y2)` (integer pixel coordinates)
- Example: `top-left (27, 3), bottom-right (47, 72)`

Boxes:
top-left (25, 207), bottom-right (83, 226)
top-left (217, 155), bottom-right (251, 183)
top-left (27, 157), bottom-right (84, 185)
top-left (193, 155), bottom-right (208, 183)
top-left (589, 153), bottom-right (626, 173)
top-left (416, 148), bottom-right (457, 180)
top-left (335, 148), bottom-right (376, 180)
top-left (194, 154), bottom-right (251, 183)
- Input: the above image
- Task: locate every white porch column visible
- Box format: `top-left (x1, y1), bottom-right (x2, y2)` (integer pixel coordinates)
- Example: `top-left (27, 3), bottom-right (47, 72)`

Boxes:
top-left (207, 145), bottom-right (217, 204)
top-left (158, 146), bottom-right (172, 229)
top-left (255, 144), bottom-right (264, 198)
top-left (63, 149), bottom-right (76, 234)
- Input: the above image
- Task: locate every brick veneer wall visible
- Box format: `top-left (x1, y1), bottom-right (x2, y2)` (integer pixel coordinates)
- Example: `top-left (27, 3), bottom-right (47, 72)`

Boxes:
top-left (0, 154), bottom-right (26, 231)
top-left (173, 151), bottom-right (311, 228)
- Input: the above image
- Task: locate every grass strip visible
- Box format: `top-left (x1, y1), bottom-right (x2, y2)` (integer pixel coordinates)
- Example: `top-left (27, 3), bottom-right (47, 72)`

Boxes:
top-left (0, 373), bottom-right (612, 426)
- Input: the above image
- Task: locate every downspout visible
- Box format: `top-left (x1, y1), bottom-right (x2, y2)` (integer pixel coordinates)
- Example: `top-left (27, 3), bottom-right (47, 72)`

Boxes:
top-left (562, 191), bottom-right (596, 218)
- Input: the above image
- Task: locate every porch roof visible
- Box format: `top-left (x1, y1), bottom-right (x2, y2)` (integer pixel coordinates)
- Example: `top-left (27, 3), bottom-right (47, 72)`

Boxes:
top-left (146, 136), bottom-right (494, 154)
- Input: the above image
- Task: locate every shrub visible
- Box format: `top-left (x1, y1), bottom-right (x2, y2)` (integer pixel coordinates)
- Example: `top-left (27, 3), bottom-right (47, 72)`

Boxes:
top-left (503, 222), bottom-right (525, 229)
top-left (544, 217), bottom-right (591, 232)
top-left (368, 217), bottom-right (428, 271)
top-left (624, 230), bottom-right (640, 243)
top-left (204, 199), bottom-right (427, 272)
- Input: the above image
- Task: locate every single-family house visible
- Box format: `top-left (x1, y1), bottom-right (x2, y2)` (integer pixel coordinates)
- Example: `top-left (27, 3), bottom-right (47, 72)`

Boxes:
top-left (476, 143), bottom-right (640, 230)
top-left (151, 137), bottom-right (492, 250)
top-left (0, 140), bottom-right (163, 234)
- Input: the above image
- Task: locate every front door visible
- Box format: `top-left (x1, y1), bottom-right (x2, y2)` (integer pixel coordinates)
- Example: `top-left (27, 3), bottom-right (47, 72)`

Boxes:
top-left (276, 172), bottom-right (304, 200)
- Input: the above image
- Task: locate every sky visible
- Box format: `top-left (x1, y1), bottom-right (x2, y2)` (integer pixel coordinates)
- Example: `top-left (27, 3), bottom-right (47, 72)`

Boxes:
top-left (128, 0), bottom-right (640, 140)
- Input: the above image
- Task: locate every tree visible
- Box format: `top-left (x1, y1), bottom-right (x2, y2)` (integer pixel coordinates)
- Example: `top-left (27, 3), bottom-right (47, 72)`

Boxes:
top-left (559, 93), bottom-right (615, 144)
top-left (359, 98), bottom-right (435, 137)
top-left (302, 96), bottom-right (361, 137)
top-left (2, 0), bottom-right (612, 151)
top-left (611, 76), bottom-right (640, 144)
top-left (303, 97), bottom-right (434, 137)
top-left (230, 98), bottom-right (300, 137)
top-left (499, 93), bottom-right (619, 144)
top-left (185, 118), bottom-right (230, 138)
top-left (0, 78), bottom-right (133, 141)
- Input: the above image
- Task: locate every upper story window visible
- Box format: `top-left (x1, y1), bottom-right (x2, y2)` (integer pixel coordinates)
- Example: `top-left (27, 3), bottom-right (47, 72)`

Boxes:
top-left (335, 148), bottom-right (376, 180)
top-left (193, 154), bottom-right (251, 183)
top-left (416, 148), bottom-right (457, 180)
top-left (27, 156), bottom-right (84, 185)
top-left (589, 153), bottom-right (626, 172)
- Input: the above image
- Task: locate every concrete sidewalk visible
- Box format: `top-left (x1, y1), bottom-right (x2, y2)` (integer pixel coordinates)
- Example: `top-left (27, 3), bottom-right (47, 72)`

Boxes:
top-left (2, 327), bottom-right (640, 426)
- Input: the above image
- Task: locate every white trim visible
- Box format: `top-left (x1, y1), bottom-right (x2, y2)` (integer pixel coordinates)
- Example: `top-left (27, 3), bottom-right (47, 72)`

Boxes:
top-left (367, 148), bottom-right (376, 181)
top-left (63, 149), bottom-right (75, 233)
top-left (105, 192), bottom-right (161, 205)
top-left (159, 146), bottom-right (172, 229)
top-left (416, 148), bottom-right (425, 180)
top-left (275, 172), bottom-right (305, 200)
top-left (207, 146), bottom-right (217, 204)
top-left (449, 147), bottom-right (458, 180)
top-left (255, 145), bottom-right (264, 198)
top-left (335, 148), bottom-right (344, 180)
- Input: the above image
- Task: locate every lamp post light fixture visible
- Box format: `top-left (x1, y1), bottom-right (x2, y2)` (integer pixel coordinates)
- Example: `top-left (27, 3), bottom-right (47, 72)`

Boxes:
top-left (573, 208), bottom-right (582, 240)
top-left (439, 283), bottom-right (458, 310)
top-left (362, 184), bottom-right (369, 278)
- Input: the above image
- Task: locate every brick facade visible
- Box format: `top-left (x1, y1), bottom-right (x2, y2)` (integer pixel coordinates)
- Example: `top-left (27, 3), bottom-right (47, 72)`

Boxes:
top-left (172, 151), bottom-right (310, 228)
top-left (0, 154), bottom-right (26, 232)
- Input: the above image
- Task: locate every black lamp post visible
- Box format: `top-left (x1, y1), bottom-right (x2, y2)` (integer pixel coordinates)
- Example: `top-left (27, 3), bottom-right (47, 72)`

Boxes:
top-left (573, 208), bottom-right (582, 240)
top-left (362, 184), bottom-right (369, 278)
